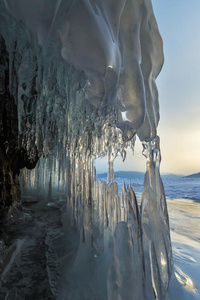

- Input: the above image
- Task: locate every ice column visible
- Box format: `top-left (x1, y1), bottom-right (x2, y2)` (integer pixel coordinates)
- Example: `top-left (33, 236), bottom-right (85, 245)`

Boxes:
top-left (141, 136), bottom-right (173, 299)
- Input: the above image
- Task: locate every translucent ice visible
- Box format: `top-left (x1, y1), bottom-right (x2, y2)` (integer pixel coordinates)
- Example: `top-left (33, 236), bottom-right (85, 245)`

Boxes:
top-left (3, 0), bottom-right (163, 141)
top-left (0, 1), bottom-right (173, 299)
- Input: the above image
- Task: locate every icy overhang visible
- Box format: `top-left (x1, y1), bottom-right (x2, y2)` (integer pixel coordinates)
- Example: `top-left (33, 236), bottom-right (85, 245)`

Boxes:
top-left (4, 0), bottom-right (164, 142)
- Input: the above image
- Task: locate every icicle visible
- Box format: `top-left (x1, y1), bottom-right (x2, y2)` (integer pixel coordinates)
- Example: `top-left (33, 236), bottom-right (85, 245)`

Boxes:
top-left (107, 148), bottom-right (115, 184)
top-left (47, 173), bottom-right (52, 200)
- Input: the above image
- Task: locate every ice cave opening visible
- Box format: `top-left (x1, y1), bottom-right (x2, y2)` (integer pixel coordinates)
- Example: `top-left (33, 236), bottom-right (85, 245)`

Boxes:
top-left (0, 1), bottom-right (184, 299)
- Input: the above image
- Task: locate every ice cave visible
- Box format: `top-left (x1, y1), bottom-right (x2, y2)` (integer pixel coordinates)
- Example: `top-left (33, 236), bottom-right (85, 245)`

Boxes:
top-left (0, 0), bottom-right (181, 299)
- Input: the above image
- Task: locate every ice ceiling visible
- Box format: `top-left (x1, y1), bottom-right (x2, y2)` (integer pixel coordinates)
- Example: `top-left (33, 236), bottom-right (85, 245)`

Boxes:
top-left (0, 1), bottom-right (175, 299)
top-left (4, 0), bottom-right (163, 142)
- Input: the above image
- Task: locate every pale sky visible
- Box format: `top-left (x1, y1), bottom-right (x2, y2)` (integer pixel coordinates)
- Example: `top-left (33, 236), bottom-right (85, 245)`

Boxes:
top-left (96, 0), bottom-right (200, 176)
top-left (154, 0), bottom-right (200, 175)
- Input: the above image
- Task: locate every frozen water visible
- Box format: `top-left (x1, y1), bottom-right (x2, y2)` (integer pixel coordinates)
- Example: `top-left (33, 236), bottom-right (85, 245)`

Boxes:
top-left (0, 1), bottom-right (179, 299)
top-left (3, 0), bottom-right (163, 141)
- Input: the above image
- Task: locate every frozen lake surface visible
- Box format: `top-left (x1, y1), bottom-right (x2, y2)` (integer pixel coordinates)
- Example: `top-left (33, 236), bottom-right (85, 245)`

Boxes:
top-left (168, 198), bottom-right (200, 299)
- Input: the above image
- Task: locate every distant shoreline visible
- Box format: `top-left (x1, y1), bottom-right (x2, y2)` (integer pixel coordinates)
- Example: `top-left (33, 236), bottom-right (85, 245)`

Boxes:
top-left (97, 171), bottom-right (181, 179)
top-left (97, 170), bottom-right (200, 179)
top-left (184, 172), bottom-right (200, 179)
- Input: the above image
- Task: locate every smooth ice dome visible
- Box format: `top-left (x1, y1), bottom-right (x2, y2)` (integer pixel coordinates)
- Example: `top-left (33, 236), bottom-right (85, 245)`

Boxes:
top-left (4, 0), bottom-right (163, 141)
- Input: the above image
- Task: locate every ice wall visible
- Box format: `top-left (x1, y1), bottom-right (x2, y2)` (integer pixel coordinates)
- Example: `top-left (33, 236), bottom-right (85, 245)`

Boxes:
top-left (43, 137), bottom-right (173, 299)
top-left (0, 1), bottom-right (174, 299)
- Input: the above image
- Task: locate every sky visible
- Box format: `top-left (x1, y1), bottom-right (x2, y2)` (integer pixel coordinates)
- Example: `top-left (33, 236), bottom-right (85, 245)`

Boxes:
top-left (96, 0), bottom-right (200, 175)
top-left (153, 0), bottom-right (200, 175)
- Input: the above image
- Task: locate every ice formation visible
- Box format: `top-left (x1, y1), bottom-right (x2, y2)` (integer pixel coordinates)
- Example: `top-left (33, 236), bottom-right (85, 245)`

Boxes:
top-left (0, 0), bottom-right (174, 299)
